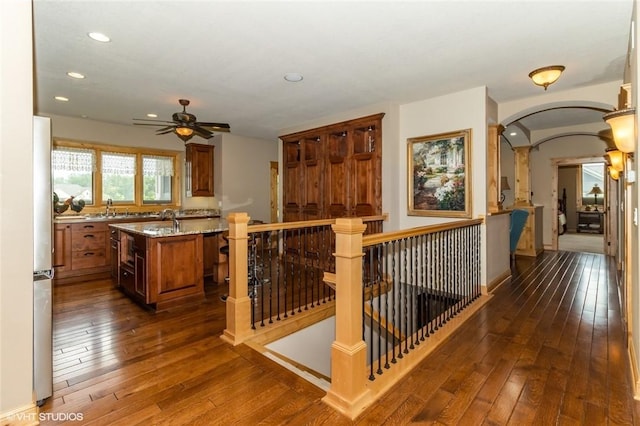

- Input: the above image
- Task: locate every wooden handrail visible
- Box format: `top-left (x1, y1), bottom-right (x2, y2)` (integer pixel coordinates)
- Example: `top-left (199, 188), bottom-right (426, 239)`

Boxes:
top-left (247, 214), bottom-right (388, 233)
top-left (362, 218), bottom-right (483, 247)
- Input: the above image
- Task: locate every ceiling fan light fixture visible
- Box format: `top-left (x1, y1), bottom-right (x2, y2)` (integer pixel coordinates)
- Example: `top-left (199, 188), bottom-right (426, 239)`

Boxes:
top-left (528, 65), bottom-right (565, 90)
top-left (175, 126), bottom-right (193, 137)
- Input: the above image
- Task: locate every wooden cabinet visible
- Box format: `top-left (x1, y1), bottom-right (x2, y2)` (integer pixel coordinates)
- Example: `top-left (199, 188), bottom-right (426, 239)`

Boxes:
top-left (577, 211), bottom-right (604, 234)
top-left (186, 143), bottom-right (214, 197)
top-left (54, 221), bottom-right (110, 283)
top-left (115, 229), bottom-right (204, 311)
top-left (281, 113), bottom-right (384, 221)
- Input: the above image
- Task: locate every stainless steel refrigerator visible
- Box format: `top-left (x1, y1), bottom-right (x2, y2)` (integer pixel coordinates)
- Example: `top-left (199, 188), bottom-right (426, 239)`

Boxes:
top-left (33, 115), bottom-right (53, 405)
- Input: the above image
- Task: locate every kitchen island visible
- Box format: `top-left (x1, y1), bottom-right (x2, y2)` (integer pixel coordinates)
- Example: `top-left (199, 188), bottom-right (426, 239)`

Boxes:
top-left (109, 218), bottom-right (228, 311)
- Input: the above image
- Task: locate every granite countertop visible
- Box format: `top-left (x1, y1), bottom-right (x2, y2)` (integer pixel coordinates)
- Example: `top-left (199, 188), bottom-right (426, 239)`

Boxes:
top-left (55, 208), bottom-right (221, 224)
top-left (109, 218), bottom-right (228, 238)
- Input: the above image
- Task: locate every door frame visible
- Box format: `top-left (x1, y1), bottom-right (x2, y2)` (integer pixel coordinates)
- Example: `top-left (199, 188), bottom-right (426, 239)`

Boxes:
top-left (551, 155), bottom-right (615, 254)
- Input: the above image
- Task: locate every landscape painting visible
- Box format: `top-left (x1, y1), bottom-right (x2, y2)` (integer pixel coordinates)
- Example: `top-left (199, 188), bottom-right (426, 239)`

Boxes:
top-left (408, 129), bottom-right (471, 218)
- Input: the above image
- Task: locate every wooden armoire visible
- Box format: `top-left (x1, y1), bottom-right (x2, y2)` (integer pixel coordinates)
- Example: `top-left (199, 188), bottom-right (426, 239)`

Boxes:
top-left (280, 113), bottom-right (384, 221)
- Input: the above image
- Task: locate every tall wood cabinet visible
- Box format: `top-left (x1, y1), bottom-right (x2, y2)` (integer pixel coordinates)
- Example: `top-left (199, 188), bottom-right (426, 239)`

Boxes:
top-left (185, 143), bottom-right (214, 197)
top-left (281, 113), bottom-right (384, 221)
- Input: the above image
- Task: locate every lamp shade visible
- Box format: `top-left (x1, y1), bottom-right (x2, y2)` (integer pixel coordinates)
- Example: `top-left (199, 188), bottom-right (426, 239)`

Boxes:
top-left (500, 176), bottom-right (511, 190)
top-left (605, 148), bottom-right (624, 172)
top-left (528, 65), bottom-right (565, 90)
top-left (603, 108), bottom-right (636, 153)
top-left (588, 184), bottom-right (603, 195)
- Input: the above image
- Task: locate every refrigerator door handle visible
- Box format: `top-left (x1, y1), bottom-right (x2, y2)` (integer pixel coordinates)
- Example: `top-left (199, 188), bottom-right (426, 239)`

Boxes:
top-left (34, 269), bottom-right (54, 281)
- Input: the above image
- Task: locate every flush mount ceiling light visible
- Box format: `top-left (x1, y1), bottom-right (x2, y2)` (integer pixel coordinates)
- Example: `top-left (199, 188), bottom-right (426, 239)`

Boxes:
top-left (67, 71), bottom-right (85, 79)
top-left (54, 96), bottom-right (69, 102)
top-left (528, 65), bottom-right (565, 90)
top-left (88, 32), bottom-right (110, 43)
top-left (603, 108), bottom-right (636, 153)
top-left (146, 113), bottom-right (158, 118)
top-left (284, 73), bottom-right (304, 82)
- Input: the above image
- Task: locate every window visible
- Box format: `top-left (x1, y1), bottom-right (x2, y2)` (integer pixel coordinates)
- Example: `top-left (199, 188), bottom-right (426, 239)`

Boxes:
top-left (102, 152), bottom-right (136, 203)
top-left (52, 147), bottom-right (95, 204)
top-left (52, 139), bottom-right (181, 211)
top-left (581, 162), bottom-right (605, 207)
top-left (142, 155), bottom-right (174, 203)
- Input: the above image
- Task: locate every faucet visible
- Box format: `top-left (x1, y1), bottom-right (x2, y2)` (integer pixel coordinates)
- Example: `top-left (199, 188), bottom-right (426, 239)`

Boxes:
top-left (106, 198), bottom-right (113, 217)
top-left (161, 208), bottom-right (180, 232)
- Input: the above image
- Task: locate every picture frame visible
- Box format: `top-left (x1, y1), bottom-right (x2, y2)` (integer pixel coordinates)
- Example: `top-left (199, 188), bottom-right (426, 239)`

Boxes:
top-left (407, 129), bottom-right (472, 218)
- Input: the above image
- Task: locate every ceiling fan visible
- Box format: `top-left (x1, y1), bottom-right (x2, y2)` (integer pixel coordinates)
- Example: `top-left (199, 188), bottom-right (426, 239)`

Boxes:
top-left (133, 99), bottom-right (230, 142)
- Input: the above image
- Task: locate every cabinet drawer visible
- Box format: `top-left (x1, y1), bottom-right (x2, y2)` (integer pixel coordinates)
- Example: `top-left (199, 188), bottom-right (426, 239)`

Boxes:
top-left (71, 249), bottom-right (107, 269)
top-left (72, 231), bottom-right (107, 251)
top-left (71, 222), bottom-right (109, 232)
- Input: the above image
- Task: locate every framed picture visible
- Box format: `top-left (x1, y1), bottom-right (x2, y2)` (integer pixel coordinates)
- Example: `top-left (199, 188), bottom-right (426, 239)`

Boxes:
top-left (408, 129), bottom-right (472, 218)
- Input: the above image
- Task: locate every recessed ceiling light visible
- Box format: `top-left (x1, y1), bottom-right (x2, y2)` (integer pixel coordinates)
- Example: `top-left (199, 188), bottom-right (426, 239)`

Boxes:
top-left (510, 132), bottom-right (517, 136)
top-left (88, 32), bottom-right (110, 43)
top-left (146, 113), bottom-right (158, 118)
top-left (284, 73), bottom-right (303, 82)
top-left (67, 71), bottom-right (85, 79)
top-left (54, 96), bottom-right (69, 102)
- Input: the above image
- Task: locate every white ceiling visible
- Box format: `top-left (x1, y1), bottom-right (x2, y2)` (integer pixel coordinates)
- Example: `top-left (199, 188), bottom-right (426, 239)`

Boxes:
top-left (33, 1), bottom-right (633, 142)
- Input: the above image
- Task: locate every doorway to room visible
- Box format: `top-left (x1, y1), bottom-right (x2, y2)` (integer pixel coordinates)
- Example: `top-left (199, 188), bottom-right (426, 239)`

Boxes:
top-left (552, 156), bottom-right (614, 254)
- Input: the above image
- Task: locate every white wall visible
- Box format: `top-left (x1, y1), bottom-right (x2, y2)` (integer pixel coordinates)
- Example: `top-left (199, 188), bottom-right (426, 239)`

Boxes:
top-left (398, 86), bottom-right (488, 229)
top-left (0, 0), bottom-right (36, 418)
top-left (215, 133), bottom-right (278, 222)
top-left (630, 0), bottom-right (640, 395)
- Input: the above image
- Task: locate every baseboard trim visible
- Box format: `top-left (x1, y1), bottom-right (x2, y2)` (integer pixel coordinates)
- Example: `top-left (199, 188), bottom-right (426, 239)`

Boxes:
top-left (0, 403), bottom-right (38, 426)
top-left (485, 270), bottom-right (511, 294)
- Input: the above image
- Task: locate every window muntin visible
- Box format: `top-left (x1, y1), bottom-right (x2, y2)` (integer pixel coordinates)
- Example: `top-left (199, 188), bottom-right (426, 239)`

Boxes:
top-left (52, 147), bottom-right (95, 204)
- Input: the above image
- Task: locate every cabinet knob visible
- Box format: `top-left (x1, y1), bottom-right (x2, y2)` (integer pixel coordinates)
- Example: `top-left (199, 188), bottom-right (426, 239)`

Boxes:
top-left (84, 234), bottom-right (95, 238)
top-left (84, 252), bottom-right (95, 257)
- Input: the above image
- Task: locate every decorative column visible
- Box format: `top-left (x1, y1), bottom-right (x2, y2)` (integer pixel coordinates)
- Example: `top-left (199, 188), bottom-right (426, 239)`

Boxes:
top-left (487, 124), bottom-right (504, 212)
top-left (513, 146), bottom-right (533, 206)
top-left (322, 218), bottom-right (372, 419)
top-left (221, 212), bottom-right (252, 346)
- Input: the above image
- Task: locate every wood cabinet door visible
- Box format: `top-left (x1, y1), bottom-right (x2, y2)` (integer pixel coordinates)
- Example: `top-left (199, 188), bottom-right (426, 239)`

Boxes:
top-left (53, 224), bottom-right (71, 270)
top-left (351, 153), bottom-right (378, 216)
top-left (283, 140), bottom-right (303, 220)
top-left (187, 143), bottom-right (214, 196)
top-left (302, 136), bottom-right (323, 215)
top-left (325, 131), bottom-right (350, 218)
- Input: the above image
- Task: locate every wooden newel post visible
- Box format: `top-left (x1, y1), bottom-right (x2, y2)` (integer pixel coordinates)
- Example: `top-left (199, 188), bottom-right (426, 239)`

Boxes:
top-left (322, 218), bottom-right (372, 419)
top-left (221, 212), bottom-right (252, 346)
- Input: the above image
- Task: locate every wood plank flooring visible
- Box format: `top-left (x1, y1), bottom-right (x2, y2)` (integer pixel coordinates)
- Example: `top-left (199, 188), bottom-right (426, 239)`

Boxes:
top-left (41, 250), bottom-right (640, 425)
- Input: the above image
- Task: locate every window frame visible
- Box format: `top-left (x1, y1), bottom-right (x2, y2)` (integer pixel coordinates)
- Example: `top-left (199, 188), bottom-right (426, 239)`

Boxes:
top-left (53, 139), bottom-right (182, 213)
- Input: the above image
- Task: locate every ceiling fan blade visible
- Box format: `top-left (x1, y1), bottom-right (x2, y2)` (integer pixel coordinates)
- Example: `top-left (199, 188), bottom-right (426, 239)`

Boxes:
top-left (155, 127), bottom-right (176, 135)
top-left (192, 125), bottom-right (214, 139)
top-left (133, 118), bottom-right (175, 124)
top-left (134, 122), bottom-right (175, 127)
top-left (197, 122), bottom-right (231, 132)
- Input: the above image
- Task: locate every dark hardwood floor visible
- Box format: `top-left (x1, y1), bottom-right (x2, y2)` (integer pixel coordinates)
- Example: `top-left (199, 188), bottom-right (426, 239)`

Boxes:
top-left (41, 250), bottom-right (640, 425)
